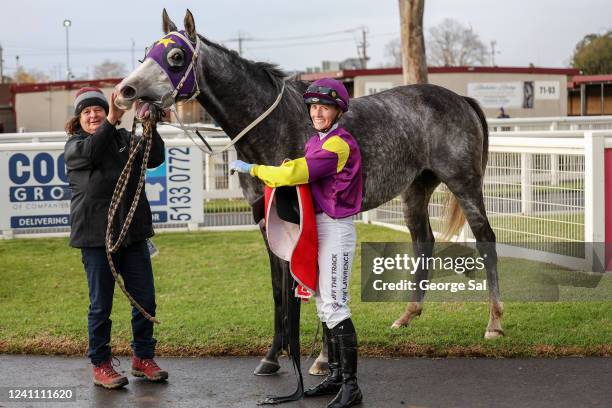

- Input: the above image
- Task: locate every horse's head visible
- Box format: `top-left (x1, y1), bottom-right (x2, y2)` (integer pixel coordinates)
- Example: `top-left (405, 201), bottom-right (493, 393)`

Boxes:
top-left (115, 9), bottom-right (199, 110)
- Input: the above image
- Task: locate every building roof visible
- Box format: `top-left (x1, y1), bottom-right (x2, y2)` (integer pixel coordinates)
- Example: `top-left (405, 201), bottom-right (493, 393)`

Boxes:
top-left (10, 78), bottom-right (122, 94)
top-left (301, 66), bottom-right (581, 81)
top-left (568, 74), bottom-right (612, 88)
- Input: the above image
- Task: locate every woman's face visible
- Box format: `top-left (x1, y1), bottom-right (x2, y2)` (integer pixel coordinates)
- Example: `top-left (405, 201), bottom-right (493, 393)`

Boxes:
top-left (309, 103), bottom-right (340, 132)
top-left (79, 106), bottom-right (107, 134)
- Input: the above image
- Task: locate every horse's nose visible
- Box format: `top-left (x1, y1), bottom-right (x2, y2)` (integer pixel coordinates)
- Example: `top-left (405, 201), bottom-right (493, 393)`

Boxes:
top-left (120, 85), bottom-right (137, 100)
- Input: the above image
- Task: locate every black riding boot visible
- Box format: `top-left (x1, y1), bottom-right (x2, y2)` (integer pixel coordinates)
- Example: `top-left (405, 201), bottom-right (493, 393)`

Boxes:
top-left (327, 319), bottom-right (362, 408)
top-left (305, 323), bottom-right (342, 397)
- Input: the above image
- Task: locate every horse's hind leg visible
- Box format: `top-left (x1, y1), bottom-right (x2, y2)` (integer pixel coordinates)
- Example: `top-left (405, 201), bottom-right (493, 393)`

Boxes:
top-left (392, 171), bottom-right (440, 329)
top-left (444, 177), bottom-right (504, 339)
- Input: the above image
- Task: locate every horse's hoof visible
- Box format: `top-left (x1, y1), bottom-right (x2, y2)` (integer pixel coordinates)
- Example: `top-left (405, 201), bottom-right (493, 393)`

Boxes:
top-left (484, 329), bottom-right (505, 340)
top-left (308, 360), bottom-right (329, 376)
top-left (253, 359), bottom-right (280, 376)
top-left (391, 320), bottom-right (405, 329)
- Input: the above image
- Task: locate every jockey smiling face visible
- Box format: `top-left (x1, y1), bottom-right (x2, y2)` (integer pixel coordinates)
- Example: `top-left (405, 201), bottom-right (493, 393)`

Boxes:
top-left (309, 103), bottom-right (341, 132)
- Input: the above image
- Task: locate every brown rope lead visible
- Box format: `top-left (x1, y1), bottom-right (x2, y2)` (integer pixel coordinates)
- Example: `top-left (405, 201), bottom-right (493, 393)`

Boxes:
top-left (105, 109), bottom-right (160, 324)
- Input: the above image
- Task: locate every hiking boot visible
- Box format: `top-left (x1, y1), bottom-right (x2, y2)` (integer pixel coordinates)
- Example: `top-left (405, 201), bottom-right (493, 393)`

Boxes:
top-left (305, 323), bottom-right (342, 397)
top-left (131, 357), bottom-right (168, 381)
top-left (92, 358), bottom-right (128, 389)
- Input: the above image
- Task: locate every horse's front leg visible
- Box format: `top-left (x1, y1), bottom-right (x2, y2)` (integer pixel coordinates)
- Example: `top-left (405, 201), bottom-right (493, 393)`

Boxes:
top-left (253, 221), bottom-right (285, 375)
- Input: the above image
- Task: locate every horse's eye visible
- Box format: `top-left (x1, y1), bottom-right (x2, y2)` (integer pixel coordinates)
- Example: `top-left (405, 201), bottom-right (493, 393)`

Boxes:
top-left (167, 48), bottom-right (185, 68)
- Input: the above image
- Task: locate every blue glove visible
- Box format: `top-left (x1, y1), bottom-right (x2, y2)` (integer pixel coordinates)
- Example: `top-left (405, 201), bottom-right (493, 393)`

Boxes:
top-left (230, 160), bottom-right (254, 174)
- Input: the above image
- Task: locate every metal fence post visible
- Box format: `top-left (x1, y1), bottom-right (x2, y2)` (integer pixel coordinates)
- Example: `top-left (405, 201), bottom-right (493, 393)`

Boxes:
top-left (227, 149), bottom-right (239, 192)
top-left (521, 152), bottom-right (533, 215)
top-left (362, 209), bottom-right (373, 224)
top-left (204, 152), bottom-right (216, 197)
top-left (584, 131), bottom-right (605, 271)
top-left (550, 154), bottom-right (559, 186)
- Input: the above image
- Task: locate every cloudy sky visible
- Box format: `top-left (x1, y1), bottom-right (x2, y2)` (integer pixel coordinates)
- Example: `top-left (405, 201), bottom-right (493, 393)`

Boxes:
top-left (0, 0), bottom-right (610, 80)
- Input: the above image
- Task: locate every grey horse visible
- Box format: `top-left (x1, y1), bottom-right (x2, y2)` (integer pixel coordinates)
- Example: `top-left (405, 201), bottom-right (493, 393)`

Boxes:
top-left (115, 9), bottom-right (504, 377)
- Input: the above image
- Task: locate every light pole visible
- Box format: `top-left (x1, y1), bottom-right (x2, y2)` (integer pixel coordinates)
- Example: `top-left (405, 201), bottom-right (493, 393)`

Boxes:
top-left (63, 19), bottom-right (72, 80)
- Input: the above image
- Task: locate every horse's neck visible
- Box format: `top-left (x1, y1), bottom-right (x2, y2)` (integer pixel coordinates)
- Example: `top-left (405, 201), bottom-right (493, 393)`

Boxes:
top-left (195, 39), bottom-right (292, 163)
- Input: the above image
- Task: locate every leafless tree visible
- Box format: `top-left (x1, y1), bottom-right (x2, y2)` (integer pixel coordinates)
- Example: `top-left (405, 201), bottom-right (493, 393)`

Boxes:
top-left (427, 18), bottom-right (488, 66)
top-left (12, 67), bottom-right (49, 83)
top-left (384, 38), bottom-right (402, 67)
top-left (398, 0), bottom-right (428, 84)
top-left (93, 60), bottom-right (127, 79)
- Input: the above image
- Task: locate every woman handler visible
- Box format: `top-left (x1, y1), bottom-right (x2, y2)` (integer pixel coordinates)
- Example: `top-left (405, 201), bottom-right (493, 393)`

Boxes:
top-left (231, 78), bottom-right (363, 408)
top-left (64, 87), bottom-right (168, 389)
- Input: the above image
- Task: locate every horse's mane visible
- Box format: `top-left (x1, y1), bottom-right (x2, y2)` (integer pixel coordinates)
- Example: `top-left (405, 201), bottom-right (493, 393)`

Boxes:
top-left (198, 34), bottom-right (287, 79)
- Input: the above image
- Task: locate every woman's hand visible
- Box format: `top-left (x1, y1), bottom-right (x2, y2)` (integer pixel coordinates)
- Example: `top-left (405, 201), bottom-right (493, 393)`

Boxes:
top-left (230, 160), bottom-right (254, 174)
top-left (107, 92), bottom-right (127, 125)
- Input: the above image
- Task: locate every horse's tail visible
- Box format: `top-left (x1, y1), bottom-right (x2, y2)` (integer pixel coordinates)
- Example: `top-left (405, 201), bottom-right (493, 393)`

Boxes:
top-left (464, 96), bottom-right (490, 172)
top-left (442, 96), bottom-right (489, 239)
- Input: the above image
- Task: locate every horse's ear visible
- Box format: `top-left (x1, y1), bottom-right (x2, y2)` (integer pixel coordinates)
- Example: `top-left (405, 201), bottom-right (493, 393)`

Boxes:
top-left (184, 9), bottom-right (197, 42)
top-left (162, 8), bottom-right (177, 34)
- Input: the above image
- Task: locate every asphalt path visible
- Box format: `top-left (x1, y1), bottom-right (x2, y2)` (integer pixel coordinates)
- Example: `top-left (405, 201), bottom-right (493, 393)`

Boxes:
top-left (0, 355), bottom-right (610, 408)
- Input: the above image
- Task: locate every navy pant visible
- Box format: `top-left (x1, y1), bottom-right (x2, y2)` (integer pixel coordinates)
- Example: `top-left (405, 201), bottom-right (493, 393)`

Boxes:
top-left (81, 241), bottom-right (157, 365)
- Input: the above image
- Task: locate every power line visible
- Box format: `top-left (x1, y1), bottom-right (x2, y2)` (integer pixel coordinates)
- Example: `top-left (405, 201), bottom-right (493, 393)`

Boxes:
top-left (240, 27), bottom-right (363, 42)
top-left (249, 36), bottom-right (362, 50)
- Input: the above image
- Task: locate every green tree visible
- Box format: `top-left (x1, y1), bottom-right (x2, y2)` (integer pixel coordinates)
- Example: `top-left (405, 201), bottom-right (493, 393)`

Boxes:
top-left (571, 31), bottom-right (612, 75)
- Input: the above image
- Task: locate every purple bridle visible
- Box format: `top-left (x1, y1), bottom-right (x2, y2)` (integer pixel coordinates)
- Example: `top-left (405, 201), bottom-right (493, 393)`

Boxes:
top-left (145, 30), bottom-right (201, 101)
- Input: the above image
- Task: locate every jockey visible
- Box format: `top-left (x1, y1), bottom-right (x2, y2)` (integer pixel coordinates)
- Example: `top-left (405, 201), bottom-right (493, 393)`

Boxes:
top-left (231, 78), bottom-right (363, 408)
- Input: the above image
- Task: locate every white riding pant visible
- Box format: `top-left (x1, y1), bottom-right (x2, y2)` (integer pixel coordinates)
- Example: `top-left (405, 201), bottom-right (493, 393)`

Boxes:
top-left (314, 213), bottom-right (356, 329)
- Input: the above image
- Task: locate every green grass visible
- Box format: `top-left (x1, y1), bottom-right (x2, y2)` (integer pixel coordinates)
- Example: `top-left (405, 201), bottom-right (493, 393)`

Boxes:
top-left (0, 224), bottom-right (610, 358)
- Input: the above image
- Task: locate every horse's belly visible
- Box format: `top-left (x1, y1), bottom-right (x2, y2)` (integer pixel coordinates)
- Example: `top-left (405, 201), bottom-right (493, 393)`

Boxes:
top-left (361, 167), bottom-right (416, 211)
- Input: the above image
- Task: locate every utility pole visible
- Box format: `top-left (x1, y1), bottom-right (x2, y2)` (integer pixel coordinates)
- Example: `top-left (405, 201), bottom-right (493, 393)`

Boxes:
top-left (238, 34), bottom-right (244, 56)
top-left (490, 40), bottom-right (497, 66)
top-left (0, 43), bottom-right (4, 84)
top-left (63, 19), bottom-right (72, 80)
top-left (228, 32), bottom-right (252, 56)
top-left (358, 26), bottom-right (370, 69)
top-left (131, 38), bottom-right (136, 70)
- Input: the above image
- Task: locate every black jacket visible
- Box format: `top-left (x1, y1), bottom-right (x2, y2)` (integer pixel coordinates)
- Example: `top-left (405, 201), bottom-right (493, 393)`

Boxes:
top-left (64, 119), bottom-right (165, 248)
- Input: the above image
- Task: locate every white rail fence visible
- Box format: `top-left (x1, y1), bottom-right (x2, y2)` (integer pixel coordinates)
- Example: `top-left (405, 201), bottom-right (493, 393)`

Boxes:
top-left (488, 115), bottom-right (612, 132)
top-left (1, 119), bottom-right (611, 269)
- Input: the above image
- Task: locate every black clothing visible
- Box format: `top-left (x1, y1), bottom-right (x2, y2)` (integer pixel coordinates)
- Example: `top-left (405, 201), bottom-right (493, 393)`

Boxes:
top-left (64, 119), bottom-right (165, 247)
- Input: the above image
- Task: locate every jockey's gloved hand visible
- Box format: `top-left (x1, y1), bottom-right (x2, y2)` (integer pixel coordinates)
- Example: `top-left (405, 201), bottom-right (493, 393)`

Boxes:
top-left (230, 160), bottom-right (254, 174)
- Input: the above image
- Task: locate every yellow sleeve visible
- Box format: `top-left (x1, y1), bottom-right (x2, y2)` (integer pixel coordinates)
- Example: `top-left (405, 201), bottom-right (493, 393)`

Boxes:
top-left (250, 157), bottom-right (310, 187)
